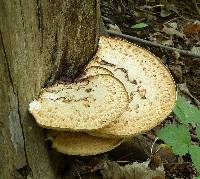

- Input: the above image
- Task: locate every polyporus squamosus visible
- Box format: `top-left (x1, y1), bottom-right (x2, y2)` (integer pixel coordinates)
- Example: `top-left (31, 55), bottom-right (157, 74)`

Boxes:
top-left (86, 36), bottom-right (176, 138)
top-left (29, 36), bottom-right (176, 155)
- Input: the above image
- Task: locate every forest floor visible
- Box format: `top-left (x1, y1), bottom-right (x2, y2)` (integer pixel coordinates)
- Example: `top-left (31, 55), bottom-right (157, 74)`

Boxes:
top-left (59, 1), bottom-right (200, 178)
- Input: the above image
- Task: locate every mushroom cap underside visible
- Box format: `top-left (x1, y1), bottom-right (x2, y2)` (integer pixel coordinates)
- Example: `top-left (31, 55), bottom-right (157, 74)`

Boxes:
top-left (47, 130), bottom-right (123, 156)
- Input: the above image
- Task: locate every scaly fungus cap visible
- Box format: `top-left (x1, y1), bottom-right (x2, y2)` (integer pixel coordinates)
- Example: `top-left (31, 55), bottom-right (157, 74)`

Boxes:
top-left (29, 74), bottom-right (128, 131)
top-left (86, 36), bottom-right (176, 137)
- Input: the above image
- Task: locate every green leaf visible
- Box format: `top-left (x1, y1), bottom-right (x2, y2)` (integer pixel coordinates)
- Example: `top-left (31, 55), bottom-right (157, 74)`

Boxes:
top-left (131, 22), bottom-right (148, 29)
top-left (157, 124), bottom-right (191, 155)
top-left (195, 176), bottom-right (200, 179)
top-left (173, 95), bottom-right (200, 124)
top-left (189, 145), bottom-right (200, 174)
top-left (197, 127), bottom-right (200, 141)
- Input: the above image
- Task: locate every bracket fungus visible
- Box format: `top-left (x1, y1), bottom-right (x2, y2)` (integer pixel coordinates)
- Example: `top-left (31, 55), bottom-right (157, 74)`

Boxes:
top-left (29, 36), bottom-right (176, 156)
top-left (29, 74), bottom-right (128, 131)
top-left (86, 36), bottom-right (176, 137)
top-left (47, 130), bottom-right (123, 156)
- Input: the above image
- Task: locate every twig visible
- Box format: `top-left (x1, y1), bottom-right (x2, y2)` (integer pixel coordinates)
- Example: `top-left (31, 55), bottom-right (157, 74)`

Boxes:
top-left (106, 30), bottom-right (200, 58)
top-left (102, 16), bottom-right (113, 24)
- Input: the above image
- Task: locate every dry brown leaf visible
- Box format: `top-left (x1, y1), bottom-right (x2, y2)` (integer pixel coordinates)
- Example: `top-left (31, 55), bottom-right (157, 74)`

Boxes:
top-left (101, 161), bottom-right (165, 179)
top-left (184, 22), bottom-right (200, 35)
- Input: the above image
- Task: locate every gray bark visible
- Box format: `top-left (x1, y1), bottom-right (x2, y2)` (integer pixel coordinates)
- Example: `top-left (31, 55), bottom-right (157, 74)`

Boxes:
top-left (0, 0), bottom-right (100, 178)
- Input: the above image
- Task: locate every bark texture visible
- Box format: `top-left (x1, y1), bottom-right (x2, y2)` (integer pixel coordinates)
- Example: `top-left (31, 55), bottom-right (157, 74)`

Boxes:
top-left (0, 0), bottom-right (99, 178)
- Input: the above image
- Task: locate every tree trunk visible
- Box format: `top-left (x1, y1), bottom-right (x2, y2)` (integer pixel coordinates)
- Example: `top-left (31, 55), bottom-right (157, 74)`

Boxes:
top-left (0, 0), bottom-right (100, 178)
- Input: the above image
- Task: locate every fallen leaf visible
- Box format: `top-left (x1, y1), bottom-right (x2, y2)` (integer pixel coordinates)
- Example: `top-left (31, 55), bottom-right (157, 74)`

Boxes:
top-left (163, 25), bottom-right (186, 39)
top-left (160, 3), bottom-right (178, 17)
top-left (108, 24), bottom-right (122, 33)
top-left (161, 39), bottom-right (174, 46)
top-left (160, 8), bottom-right (172, 17)
top-left (101, 161), bottom-right (165, 179)
top-left (184, 21), bottom-right (200, 35)
top-left (191, 47), bottom-right (200, 56)
top-left (167, 22), bottom-right (178, 29)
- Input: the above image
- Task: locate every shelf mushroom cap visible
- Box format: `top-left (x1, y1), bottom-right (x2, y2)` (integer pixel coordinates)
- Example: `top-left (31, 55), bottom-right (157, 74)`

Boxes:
top-left (47, 130), bottom-right (123, 156)
top-left (29, 74), bottom-right (128, 131)
top-left (86, 36), bottom-right (176, 137)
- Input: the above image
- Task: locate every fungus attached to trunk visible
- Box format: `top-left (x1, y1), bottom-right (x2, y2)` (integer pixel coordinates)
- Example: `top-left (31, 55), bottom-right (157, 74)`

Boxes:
top-left (29, 35), bottom-right (176, 156)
